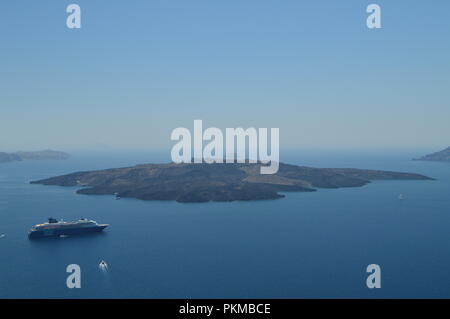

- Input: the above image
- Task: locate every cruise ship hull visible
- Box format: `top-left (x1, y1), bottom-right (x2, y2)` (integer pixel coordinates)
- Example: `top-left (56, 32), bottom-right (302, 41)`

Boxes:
top-left (28, 225), bottom-right (108, 239)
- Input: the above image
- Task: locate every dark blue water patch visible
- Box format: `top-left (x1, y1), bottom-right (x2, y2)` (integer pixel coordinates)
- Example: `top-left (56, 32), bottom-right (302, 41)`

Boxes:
top-left (0, 150), bottom-right (448, 298)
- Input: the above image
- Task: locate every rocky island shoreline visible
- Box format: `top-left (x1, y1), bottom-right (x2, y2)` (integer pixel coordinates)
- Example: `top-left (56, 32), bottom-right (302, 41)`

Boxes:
top-left (30, 162), bottom-right (434, 203)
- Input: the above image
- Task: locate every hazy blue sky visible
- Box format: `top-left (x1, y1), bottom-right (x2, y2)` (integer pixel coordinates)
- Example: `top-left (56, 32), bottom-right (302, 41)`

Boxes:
top-left (1, 0), bottom-right (449, 151)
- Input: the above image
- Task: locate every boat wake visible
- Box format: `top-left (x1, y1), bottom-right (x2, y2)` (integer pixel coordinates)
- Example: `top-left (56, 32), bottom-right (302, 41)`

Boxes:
top-left (99, 260), bottom-right (108, 272)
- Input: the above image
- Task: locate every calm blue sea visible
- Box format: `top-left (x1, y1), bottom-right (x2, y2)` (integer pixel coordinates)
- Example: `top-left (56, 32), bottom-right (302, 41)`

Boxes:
top-left (0, 149), bottom-right (449, 299)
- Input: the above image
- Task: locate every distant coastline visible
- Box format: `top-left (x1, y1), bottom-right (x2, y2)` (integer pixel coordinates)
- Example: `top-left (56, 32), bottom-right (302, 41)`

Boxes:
top-left (415, 147), bottom-right (450, 162)
top-left (0, 150), bottom-right (70, 163)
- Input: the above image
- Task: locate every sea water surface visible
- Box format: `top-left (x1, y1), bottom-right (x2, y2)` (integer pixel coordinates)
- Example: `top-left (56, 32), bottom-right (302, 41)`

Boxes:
top-left (0, 149), bottom-right (449, 298)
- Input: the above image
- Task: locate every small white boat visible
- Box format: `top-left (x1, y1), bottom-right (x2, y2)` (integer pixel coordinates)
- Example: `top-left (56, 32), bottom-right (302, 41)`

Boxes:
top-left (99, 260), bottom-right (108, 271)
top-left (398, 194), bottom-right (405, 200)
top-left (76, 180), bottom-right (88, 187)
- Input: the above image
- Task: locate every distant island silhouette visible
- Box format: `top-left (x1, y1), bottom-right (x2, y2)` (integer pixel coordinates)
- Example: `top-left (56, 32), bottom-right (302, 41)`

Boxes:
top-left (0, 150), bottom-right (70, 163)
top-left (31, 162), bottom-right (433, 203)
top-left (415, 147), bottom-right (450, 162)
